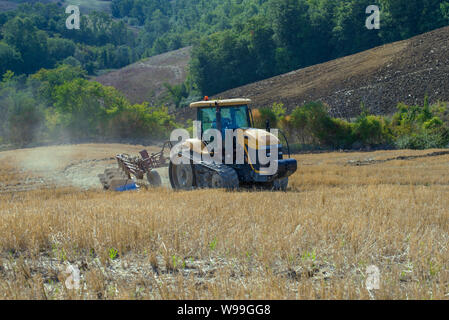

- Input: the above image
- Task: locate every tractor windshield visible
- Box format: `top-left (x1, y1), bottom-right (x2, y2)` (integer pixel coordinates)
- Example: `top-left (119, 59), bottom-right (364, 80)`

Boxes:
top-left (199, 105), bottom-right (250, 133)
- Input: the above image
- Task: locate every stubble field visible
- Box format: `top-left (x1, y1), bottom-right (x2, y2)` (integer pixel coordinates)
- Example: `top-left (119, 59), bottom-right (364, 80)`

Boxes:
top-left (0, 144), bottom-right (448, 299)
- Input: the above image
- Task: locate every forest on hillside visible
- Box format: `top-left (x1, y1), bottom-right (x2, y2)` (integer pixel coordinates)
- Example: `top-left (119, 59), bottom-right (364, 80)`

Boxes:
top-left (1, 0), bottom-right (449, 149)
top-left (2, 1), bottom-right (449, 93)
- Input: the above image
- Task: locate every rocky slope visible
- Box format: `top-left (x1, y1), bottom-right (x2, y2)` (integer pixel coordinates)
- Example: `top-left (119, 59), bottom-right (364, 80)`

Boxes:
top-left (216, 26), bottom-right (449, 118)
top-left (95, 47), bottom-right (191, 105)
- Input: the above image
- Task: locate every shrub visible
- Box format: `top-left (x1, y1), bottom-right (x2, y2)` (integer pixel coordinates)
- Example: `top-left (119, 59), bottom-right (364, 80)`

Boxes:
top-left (101, 99), bottom-right (178, 141)
top-left (316, 117), bottom-right (355, 149)
top-left (252, 107), bottom-right (277, 129)
top-left (391, 101), bottom-right (449, 149)
top-left (6, 90), bottom-right (45, 146)
top-left (289, 102), bottom-right (354, 148)
top-left (352, 114), bottom-right (391, 146)
top-left (394, 132), bottom-right (446, 150)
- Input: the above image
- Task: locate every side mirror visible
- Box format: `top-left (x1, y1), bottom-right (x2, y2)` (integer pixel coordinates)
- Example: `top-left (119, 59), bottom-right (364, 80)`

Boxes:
top-left (265, 119), bottom-right (271, 132)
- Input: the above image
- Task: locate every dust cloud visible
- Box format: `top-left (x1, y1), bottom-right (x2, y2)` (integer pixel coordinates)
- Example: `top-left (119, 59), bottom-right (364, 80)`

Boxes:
top-left (1, 144), bottom-right (171, 192)
top-left (14, 145), bottom-right (116, 190)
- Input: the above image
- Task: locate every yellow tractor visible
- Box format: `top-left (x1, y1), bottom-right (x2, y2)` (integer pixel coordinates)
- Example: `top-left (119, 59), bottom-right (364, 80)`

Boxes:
top-left (168, 98), bottom-right (297, 191)
top-left (99, 98), bottom-right (297, 191)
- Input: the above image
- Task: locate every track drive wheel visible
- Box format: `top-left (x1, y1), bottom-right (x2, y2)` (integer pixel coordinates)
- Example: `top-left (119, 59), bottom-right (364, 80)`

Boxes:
top-left (169, 163), bottom-right (194, 190)
top-left (273, 178), bottom-right (289, 191)
top-left (210, 166), bottom-right (239, 190)
top-left (262, 178), bottom-right (288, 191)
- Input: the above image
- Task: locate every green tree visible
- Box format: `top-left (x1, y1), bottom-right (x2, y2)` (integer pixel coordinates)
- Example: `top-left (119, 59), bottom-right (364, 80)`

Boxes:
top-left (332, 0), bottom-right (382, 56)
top-left (163, 82), bottom-right (188, 108)
top-left (52, 79), bottom-right (128, 139)
top-left (2, 17), bottom-right (49, 73)
top-left (270, 0), bottom-right (312, 69)
top-left (47, 37), bottom-right (76, 65)
top-left (0, 42), bottom-right (22, 75)
top-left (33, 64), bottom-right (87, 101)
top-left (379, 0), bottom-right (446, 41)
top-left (6, 89), bottom-right (45, 146)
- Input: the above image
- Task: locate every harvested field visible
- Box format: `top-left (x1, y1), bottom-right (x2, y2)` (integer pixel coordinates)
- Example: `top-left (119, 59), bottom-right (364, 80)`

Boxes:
top-left (0, 145), bottom-right (448, 299)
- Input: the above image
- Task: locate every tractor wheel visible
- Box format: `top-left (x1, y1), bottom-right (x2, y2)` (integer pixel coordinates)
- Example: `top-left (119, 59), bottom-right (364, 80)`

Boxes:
top-left (261, 178), bottom-right (288, 191)
top-left (211, 172), bottom-right (225, 188)
top-left (273, 178), bottom-right (289, 191)
top-left (170, 163), bottom-right (194, 190)
top-left (146, 170), bottom-right (162, 187)
top-left (210, 167), bottom-right (239, 190)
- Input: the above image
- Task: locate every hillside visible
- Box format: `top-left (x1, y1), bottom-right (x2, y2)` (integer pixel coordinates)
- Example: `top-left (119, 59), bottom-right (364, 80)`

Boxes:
top-left (0, 0), bottom-right (17, 11)
top-left (216, 26), bottom-right (449, 118)
top-left (0, 1), bottom-right (111, 13)
top-left (94, 47), bottom-right (191, 105)
top-left (62, 0), bottom-right (111, 14)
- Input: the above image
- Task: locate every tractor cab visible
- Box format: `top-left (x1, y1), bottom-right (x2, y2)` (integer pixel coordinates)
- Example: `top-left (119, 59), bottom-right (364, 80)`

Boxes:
top-left (190, 98), bottom-right (253, 137)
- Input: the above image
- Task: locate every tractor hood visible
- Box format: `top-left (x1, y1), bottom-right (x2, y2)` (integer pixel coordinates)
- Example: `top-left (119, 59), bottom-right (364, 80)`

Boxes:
top-left (177, 128), bottom-right (280, 153)
top-left (240, 128), bottom-right (280, 149)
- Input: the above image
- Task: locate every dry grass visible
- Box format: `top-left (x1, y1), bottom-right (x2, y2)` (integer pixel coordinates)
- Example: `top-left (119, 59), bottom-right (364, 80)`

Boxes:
top-left (0, 146), bottom-right (448, 300)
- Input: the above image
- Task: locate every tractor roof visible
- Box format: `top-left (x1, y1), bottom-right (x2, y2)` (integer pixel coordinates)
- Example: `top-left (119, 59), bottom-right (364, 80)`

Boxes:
top-left (190, 98), bottom-right (252, 108)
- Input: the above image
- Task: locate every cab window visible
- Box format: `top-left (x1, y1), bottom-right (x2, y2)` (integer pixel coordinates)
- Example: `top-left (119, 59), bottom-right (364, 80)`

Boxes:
top-left (198, 105), bottom-right (249, 133)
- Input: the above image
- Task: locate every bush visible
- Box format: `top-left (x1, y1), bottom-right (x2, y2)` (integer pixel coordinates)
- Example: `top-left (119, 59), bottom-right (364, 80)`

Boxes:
top-left (253, 107), bottom-right (277, 129)
top-left (106, 104), bottom-right (177, 140)
top-left (316, 117), bottom-right (355, 149)
top-left (6, 90), bottom-right (45, 146)
top-left (288, 102), bottom-right (354, 148)
top-left (352, 114), bottom-right (391, 146)
top-left (254, 100), bottom-right (449, 151)
top-left (391, 101), bottom-right (449, 149)
top-left (394, 132), bottom-right (446, 150)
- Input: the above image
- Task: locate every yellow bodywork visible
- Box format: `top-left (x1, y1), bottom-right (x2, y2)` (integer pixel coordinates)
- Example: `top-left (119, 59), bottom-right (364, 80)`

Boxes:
top-left (181, 138), bottom-right (209, 155)
top-left (181, 128), bottom-right (279, 154)
top-left (190, 98), bottom-right (252, 108)
top-left (242, 128), bottom-right (279, 149)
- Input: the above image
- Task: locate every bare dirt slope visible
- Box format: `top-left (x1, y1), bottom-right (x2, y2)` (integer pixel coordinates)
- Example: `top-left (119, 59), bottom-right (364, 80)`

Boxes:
top-left (95, 47), bottom-right (191, 105)
top-left (217, 26), bottom-right (449, 118)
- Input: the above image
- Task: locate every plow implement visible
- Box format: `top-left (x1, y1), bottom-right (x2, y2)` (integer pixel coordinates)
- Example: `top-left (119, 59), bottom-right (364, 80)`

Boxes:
top-left (98, 141), bottom-right (172, 190)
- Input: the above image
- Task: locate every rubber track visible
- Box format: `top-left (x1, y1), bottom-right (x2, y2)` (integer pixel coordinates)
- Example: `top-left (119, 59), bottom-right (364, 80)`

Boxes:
top-left (194, 161), bottom-right (239, 190)
top-left (214, 164), bottom-right (240, 189)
